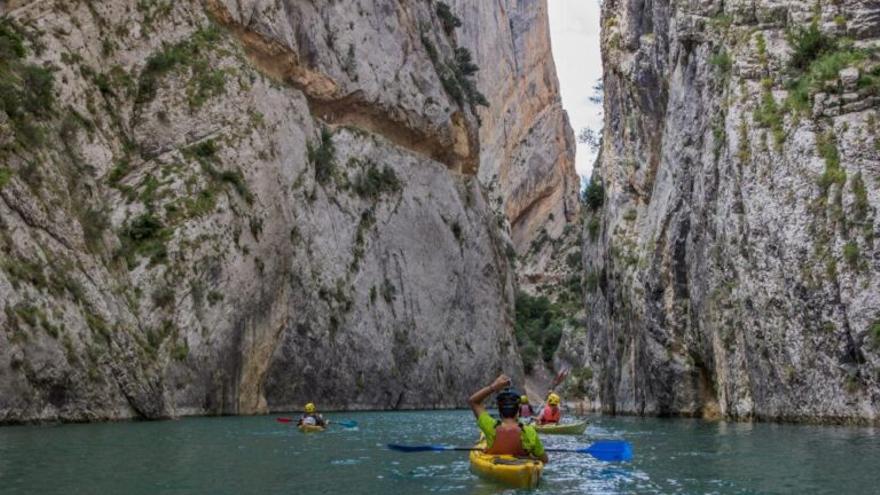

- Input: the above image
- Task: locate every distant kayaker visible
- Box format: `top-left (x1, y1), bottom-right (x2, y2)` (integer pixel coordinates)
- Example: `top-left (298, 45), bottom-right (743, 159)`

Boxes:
top-left (518, 395), bottom-right (535, 419)
top-left (297, 402), bottom-right (327, 427)
top-left (468, 374), bottom-right (548, 463)
top-left (536, 393), bottom-right (561, 425)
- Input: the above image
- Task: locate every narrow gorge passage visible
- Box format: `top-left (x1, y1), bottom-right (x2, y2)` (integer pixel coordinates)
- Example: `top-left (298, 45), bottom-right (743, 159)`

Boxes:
top-left (2, 1), bottom-right (880, 493)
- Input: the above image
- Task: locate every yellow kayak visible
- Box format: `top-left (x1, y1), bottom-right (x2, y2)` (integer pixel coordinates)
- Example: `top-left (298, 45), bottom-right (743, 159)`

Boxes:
top-left (469, 438), bottom-right (543, 489)
top-left (297, 424), bottom-right (326, 433)
top-left (533, 420), bottom-right (588, 435)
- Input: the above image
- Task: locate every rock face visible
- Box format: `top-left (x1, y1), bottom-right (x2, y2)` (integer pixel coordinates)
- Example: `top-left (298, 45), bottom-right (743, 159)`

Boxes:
top-left (0, 0), bottom-right (572, 423)
top-left (559, 0), bottom-right (880, 423)
top-left (451, 0), bottom-right (579, 253)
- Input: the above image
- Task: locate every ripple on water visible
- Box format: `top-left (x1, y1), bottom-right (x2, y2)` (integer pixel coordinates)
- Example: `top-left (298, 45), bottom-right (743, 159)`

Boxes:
top-left (0, 411), bottom-right (878, 494)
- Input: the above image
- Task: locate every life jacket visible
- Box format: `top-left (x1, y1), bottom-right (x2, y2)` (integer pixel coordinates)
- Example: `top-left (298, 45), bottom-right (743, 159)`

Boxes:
top-left (540, 405), bottom-right (560, 424)
top-left (486, 421), bottom-right (527, 456)
top-left (302, 413), bottom-right (324, 426)
top-left (519, 404), bottom-right (532, 418)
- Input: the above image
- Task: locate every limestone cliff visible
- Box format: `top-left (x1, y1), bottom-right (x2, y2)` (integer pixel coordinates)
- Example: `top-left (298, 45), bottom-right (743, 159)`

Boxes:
top-left (559, 0), bottom-right (880, 423)
top-left (452, 0), bottom-right (579, 252)
top-left (0, 0), bottom-right (572, 423)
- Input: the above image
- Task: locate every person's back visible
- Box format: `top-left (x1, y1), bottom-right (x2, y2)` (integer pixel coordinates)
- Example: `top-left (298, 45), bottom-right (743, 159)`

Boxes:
top-left (538, 393), bottom-right (562, 424)
top-left (298, 402), bottom-right (326, 426)
top-left (538, 405), bottom-right (560, 424)
top-left (468, 375), bottom-right (547, 462)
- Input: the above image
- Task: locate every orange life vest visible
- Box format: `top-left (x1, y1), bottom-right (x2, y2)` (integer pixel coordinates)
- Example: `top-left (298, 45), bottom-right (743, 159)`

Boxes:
top-left (485, 422), bottom-right (526, 456)
top-left (540, 405), bottom-right (560, 424)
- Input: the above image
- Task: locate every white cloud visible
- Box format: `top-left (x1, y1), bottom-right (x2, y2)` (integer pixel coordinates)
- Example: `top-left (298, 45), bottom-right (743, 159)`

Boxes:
top-left (548, 0), bottom-right (603, 180)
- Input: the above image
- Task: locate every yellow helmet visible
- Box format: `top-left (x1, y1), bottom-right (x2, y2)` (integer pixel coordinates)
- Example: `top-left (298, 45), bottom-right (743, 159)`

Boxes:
top-left (304, 402), bottom-right (316, 413)
top-left (547, 393), bottom-right (561, 406)
top-left (520, 395), bottom-right (529, 404)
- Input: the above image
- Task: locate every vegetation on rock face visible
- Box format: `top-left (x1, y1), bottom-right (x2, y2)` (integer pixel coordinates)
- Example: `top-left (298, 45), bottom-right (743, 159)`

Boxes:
top-left (422, 5), bottom-right (489, 111)
top-left (582, 180), bottom-right (604, 211)
top-left (562, 366), bottom-right (594, 398)
top-left (136, 26), bottom-right (226, 108)
top-left (787, 21), bottom-right (836, 72)
top-left (587, 216), bottom-right (601, 242)
top-left (0, 167), bottom-right (11, 189)
top-left (709, 48), bottom-right (732, 77)
top-left (0, 19), bottom-right (56, 151)
top-left (308, 126), bottom-right (336, 185)
top-left (784, 22), bottom-right (880, 113)
top-left (514, 291), bottom-right (571, 373)
top-left (842, 241), bottom-right (860, 269)
top-left (118, 213), bottom-right (171, 269)
top-left (185, 139), bottom-right (254, 206)
top-left (436, 2), bottom-right (462, 35)
top-left (851, 172), bottom-right (869, 221)
top-left (753, 78), bottom-right (785, 148)
top-left (352, 160), bottom-right (401, 199)
top-left (816, 130), bottom-right (845, 192)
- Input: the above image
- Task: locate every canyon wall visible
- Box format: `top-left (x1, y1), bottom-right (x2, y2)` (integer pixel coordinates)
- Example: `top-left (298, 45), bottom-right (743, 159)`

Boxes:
top-left (0, 0), bottom-right (574, 423)
top-left (559, 0), bottom-right (880, 423)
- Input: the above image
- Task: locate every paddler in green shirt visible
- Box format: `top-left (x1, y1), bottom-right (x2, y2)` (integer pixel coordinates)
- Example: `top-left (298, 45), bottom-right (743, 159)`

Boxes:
top-left (468, 374), bottom-right (548, 463)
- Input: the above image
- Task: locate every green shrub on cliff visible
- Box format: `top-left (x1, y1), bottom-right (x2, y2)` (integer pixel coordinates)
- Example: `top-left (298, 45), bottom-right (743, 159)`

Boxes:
top-left (436, 2), bottom-right (462, 34)
top-left (136, 26), bottom-right (225, 108)
top-left (514, 291), bottom-right (569, 373)
top-left (0, 19), bottom-right (56, 150)
top-left (352, 160), bottom-right (400, 199)
top-left (709, 48), bottom-right (732, 77)
top-left (118, 213), bottom-right (171, 268)
top-left (843, 242), bottom-right (860, 268)
top-left (816, 130), bottom-right (846, 192)
top-left (308, 127), bottom-right (336, 185)
top-left (582, 180), bottom-right (604, 211)
top-left (787, 21), bottom-right (835, 71)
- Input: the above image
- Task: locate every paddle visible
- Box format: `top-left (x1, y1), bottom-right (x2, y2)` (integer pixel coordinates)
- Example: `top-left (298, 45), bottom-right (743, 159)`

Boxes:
top-left (387, 440), bottom-right (633, 462)
top-left (276, 417), bottom-right (358, 428)
top-left (529, 368), bottom-right (569, 422)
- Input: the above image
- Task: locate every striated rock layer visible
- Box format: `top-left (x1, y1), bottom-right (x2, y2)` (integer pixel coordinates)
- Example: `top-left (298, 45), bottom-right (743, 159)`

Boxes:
top-left (452, 0), bottom-right (579, 253)
top-left (0, 0), bottom-right (573, 423)
top-left (559, 0), bottom-right (880, 423)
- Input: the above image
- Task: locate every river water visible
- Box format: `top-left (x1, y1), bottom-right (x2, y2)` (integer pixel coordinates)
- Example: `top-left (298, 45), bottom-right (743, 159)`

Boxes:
top-left (0, 410), bottom-right (877, 494)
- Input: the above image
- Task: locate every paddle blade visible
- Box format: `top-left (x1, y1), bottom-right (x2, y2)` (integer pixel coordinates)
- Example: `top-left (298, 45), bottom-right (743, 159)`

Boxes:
top-left (582, 440), bottom-right (633, 462)
top-left (337, 420), bottom-right (358, 428)
top-left (276, 417), bottom-right (293, 423)
top-left (387, 444), bottom-right (447, 453)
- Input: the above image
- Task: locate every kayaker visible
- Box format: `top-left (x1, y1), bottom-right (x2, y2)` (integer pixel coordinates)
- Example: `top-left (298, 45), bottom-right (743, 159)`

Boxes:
top-left (468, 374), bottom-right (548, 463)
top-left (297, 402), bottom-right (327, 427)
top-left (536, 393), bottom-right (561, 425)
top-left (518, 395), bottom-right (535, 419)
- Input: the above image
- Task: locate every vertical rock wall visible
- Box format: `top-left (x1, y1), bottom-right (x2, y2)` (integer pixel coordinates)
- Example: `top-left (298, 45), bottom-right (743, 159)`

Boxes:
top-left (560, 0), bottom-right (880, 423)
top-left (452, 0), bottom-right (579, 252)
top-left (0, 0), bottom-right (573, 423)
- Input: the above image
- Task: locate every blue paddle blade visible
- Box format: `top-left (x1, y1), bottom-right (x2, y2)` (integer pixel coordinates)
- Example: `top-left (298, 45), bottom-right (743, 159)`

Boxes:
top-left (581, 440), bottom-right (633, 462)
top-left (338, 420), bottom-right (358, 428)
top-left (387, 444), bottom-right (448, 452)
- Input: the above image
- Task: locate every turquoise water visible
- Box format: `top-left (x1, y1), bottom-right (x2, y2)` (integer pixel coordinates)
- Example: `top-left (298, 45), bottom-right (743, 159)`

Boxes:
top-left (0, 410), bottom-right (877, 494)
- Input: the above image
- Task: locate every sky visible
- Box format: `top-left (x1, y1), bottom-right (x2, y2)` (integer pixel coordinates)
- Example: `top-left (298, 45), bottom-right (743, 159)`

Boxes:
top-left (547, 0), bottom-right (603, 180)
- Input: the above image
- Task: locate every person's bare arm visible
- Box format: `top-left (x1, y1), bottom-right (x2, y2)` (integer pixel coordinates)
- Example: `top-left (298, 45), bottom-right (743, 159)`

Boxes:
top-left (468, 374), bottom-right (511, 419)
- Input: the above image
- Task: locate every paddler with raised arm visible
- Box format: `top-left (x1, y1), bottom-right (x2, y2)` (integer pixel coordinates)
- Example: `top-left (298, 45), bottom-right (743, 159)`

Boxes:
top-left (468, 374), bottom-right (548, 463)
